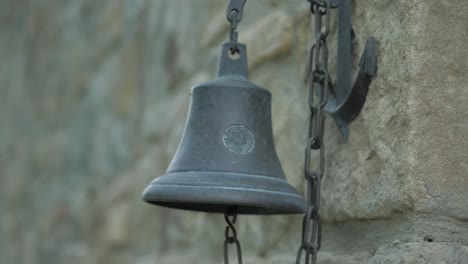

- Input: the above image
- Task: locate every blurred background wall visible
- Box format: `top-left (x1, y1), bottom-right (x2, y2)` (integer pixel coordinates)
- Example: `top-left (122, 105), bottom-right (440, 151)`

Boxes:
top-left (1, 0), bottom-right (467, 263)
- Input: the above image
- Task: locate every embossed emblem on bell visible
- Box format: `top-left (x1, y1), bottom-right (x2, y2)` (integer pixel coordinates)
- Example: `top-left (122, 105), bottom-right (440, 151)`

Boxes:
top-left (142, 42), bottom-right (306, 214)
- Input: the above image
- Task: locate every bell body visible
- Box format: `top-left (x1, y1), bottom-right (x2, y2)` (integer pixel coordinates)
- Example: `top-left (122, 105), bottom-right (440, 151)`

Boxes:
top-left (142, 44), bottom-right (306, 214)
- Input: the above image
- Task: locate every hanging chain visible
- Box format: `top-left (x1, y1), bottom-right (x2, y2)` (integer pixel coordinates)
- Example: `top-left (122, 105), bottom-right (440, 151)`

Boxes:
top-left (296, 0), bottom-right (332, 263)
top-left (226, 0), bottom-right (246, 54)
top-left (224, 210), bottom-right (243, 264)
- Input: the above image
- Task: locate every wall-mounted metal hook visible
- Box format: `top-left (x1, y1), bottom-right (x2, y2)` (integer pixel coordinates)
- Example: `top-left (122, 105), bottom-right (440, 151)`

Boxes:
top-left (324, 0), bottom-right (377, 142)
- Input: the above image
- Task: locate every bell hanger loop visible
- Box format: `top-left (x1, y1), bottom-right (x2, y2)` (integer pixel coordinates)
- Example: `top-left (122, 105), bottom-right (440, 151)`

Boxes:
top-left (218, 0), bottom-right (248, 78)
top-left (217, 43), bottom-right (248, 78)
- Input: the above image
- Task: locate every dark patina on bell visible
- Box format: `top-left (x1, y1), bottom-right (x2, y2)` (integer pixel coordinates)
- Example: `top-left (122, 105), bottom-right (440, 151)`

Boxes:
top-left (142, 43), bottom-right (306, 214)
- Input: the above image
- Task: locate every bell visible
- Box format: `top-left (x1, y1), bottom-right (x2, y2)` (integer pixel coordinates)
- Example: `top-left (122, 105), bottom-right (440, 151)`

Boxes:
top-left (142, 43), bottom-right (306, 214)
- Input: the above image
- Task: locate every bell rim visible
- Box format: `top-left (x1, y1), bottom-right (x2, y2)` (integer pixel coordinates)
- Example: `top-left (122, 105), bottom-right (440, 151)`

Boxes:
top-left (142, 171), bottom-right (306, 215)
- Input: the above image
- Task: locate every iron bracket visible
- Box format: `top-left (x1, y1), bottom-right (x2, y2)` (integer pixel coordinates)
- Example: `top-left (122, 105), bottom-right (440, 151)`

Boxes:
top-left (324, 0), bottom-right (377, 142)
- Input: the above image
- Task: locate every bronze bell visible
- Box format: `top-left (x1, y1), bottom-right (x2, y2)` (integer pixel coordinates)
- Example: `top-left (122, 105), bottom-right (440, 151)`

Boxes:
top-left (142, 43), bottom-right (306, 214)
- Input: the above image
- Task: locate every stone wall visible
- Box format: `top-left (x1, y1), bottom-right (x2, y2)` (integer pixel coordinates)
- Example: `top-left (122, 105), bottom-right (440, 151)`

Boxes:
top-left (1, 0), bottom-right (467, 263)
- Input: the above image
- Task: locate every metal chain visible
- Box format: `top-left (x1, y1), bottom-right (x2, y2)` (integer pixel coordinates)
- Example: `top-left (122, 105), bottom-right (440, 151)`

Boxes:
top-left (296, 1), bottom-right (332, 263)
top-left (224, 210), bottom-right (243, 264)
top-left (226, 0), bottom-right (246, 54)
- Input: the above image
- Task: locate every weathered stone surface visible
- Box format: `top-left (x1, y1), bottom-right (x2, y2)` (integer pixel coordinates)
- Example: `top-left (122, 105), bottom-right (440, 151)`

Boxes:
top-left (241, 11), bottom-right (294, 70)
top-left (317, 242), bottom-right (468, 264)
top-left (0, 0), bottom-right (466, 263)
top-left (369, 242), bottom-right (468, 263)
top-left (320, 0), bottom-right (468, 222)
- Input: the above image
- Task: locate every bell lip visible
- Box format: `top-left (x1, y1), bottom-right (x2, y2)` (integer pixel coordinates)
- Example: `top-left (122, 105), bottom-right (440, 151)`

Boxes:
top-left (142, 171), bottom-right (307, 215)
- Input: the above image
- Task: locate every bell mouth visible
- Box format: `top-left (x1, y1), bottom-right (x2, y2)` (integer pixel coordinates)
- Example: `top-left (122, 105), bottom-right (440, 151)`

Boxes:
top-left (142, 171), bottom-right (306, 215)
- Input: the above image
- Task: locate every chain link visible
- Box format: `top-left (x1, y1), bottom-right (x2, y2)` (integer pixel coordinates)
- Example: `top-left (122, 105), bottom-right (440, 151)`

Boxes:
top-left (296, 1), bottom-right (332, 263)
top-left (228, 10), bottom-right (239, 53)
top-left (226, 0), bottom-right (246, 54)
top-left (224, 210), bottom-right (243, 264)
